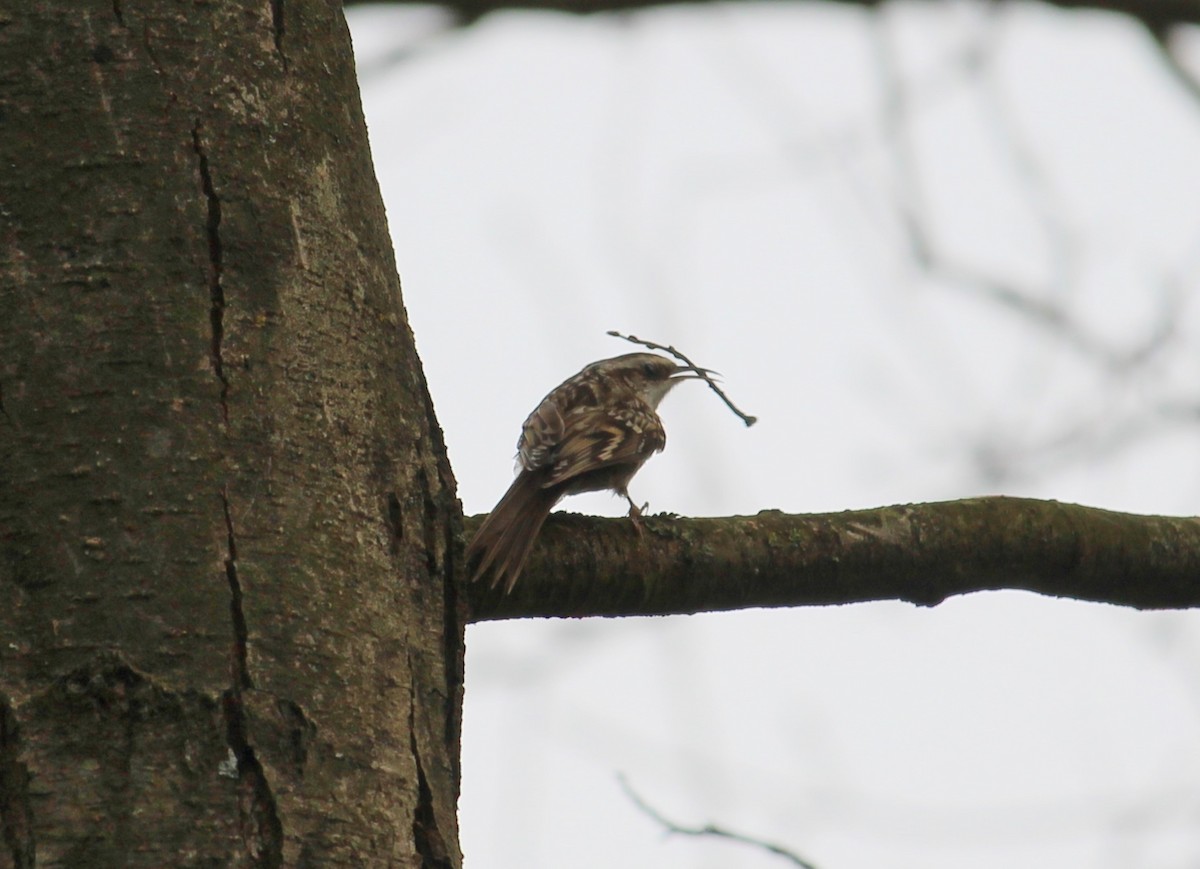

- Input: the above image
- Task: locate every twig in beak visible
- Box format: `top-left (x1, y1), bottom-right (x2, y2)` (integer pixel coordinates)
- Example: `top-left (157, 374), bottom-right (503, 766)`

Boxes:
top-left (607, 330), bottom-right (757, 427)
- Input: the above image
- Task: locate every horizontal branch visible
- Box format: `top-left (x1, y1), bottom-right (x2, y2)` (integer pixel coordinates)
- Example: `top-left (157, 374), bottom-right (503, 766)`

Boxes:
top-left (345, 0), bottom-right (1200, 29)
top-left (464, 497), bottom-right (1200, 621)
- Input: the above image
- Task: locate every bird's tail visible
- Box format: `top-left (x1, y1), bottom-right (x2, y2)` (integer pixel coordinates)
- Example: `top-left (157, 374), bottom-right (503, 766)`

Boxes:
top-left (467, 472), bottom-right (560, 593)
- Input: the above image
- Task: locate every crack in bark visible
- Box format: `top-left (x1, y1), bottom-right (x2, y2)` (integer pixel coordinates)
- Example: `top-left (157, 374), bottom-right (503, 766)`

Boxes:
top-left (416, 470), bottom-right (441, 578)
top-left (191, 122), bottom-right (230, 423)
top-left (223, 692), bottom-right (284, 868)
top-left (424, 475), bottom-right (464, 771)
top-left (407, 671), bottom-right (451, 868)
top-left (270, 0), bottom-right (286, 62)
top-left (0, 699), bottom-right (34, 869)
top-left (218, 492), bottom-right (282, 866)
top-left (111, 0), bottom-right (125, 27)
top-left (414, 381), bottom-right (466, 788)
top-left (220, 488), bottom-right (251, 692)
top-left (387, 491), bottom-right (403, 551)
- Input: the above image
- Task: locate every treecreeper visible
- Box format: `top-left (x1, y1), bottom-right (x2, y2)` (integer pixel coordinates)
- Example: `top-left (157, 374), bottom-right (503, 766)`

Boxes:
top-left (467, 352), bottom-right (709, 593)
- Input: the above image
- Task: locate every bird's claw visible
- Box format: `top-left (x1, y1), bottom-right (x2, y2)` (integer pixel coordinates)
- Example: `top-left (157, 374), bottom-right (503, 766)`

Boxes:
top-left (626, 498), bottom-right (649, 537)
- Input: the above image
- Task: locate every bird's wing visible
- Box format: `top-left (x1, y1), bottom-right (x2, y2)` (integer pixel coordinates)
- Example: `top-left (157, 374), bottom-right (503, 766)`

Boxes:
top-left (516, 393), bottom-right (565, 472)
top-left (540, 401), bottom-right (666, 489)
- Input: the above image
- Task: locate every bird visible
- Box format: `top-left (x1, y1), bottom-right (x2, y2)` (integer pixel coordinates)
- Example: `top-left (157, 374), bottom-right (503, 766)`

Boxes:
top-left (467, 352), bottom-right (707, 593)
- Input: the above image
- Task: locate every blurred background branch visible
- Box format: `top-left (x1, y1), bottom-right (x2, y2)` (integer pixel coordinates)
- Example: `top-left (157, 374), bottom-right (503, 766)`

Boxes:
top-left (344, 0), bottom-right (1200, 30)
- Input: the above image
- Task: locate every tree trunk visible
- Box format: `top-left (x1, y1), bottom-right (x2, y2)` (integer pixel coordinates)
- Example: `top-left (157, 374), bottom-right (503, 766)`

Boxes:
top-left (0, 1), bottom-right (463, 866)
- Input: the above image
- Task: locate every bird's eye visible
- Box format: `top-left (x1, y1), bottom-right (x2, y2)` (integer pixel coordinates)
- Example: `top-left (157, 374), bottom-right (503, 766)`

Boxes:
top-left (643, 362), bottom-right (659, 377)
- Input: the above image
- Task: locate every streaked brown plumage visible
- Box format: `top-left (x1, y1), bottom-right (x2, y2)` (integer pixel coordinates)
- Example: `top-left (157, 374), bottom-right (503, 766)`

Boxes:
top-left (468, 352), bottom-right (704, 593)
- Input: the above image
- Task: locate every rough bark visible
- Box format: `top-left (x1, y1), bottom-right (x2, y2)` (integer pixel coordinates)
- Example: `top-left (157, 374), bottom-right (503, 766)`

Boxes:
top-left (466, 498), bottom-right (1200, 620)
top-left (0, 1), bottom-right (462, 866)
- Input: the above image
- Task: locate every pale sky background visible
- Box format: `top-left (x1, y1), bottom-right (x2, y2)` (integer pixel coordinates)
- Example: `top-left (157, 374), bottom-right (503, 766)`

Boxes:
top-left (347, 3), bottom-right (1200, 867)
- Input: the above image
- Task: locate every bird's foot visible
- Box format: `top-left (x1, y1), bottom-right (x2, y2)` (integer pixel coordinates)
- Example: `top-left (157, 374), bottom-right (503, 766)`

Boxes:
top-left (624, 495), bottom-right (648, 537)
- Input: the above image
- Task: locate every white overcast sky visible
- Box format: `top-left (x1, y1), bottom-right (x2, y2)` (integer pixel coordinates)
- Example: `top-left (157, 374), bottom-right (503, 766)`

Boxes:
top-left (347, 3), bottom-right (1200, 867)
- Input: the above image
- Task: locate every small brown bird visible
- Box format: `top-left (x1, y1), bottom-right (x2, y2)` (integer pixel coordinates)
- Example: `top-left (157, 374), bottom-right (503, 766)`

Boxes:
top-left (468, 352), bottom-right (706, 593)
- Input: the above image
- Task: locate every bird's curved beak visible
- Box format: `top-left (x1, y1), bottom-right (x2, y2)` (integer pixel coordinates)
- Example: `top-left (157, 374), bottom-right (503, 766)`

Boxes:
top-left (672, 365), bottom-right (718, 381)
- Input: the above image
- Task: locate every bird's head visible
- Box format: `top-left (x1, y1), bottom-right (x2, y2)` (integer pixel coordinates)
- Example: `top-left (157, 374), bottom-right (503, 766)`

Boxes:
top-left (584, 352), bottom-right (711, 409)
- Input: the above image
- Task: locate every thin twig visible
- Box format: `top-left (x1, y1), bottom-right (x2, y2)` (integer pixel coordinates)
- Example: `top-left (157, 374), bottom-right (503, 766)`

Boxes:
top-left (607, 330), bottom-right (757, 426)
top-left (618, 774), bottom-right (819, 869)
